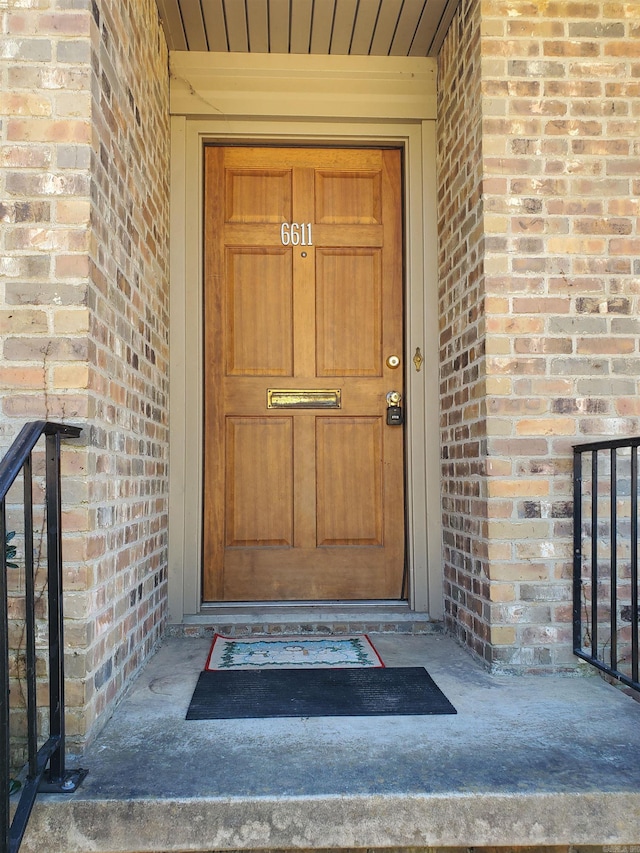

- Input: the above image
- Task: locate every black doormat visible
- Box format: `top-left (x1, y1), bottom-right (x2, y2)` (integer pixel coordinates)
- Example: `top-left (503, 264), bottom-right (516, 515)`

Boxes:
top-left (186, 666), bottom-right (456, 719)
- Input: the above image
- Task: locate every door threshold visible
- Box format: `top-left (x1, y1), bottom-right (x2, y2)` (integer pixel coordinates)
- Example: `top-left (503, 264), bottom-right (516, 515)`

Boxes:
top-left (169, 602), bottom-right (440, 637)
top-left (201, 599), bottom-right (411, 610)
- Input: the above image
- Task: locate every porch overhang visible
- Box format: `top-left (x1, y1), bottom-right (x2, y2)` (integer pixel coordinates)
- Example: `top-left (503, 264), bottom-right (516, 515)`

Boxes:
top-left (155, 0), bottom-right (459, 58)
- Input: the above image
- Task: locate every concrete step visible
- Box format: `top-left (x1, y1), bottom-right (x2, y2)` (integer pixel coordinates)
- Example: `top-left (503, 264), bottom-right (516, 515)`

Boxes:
top-left (168, 603), bottom-right (439, 638)
top-left (17, 633), bottom-right (640, 853)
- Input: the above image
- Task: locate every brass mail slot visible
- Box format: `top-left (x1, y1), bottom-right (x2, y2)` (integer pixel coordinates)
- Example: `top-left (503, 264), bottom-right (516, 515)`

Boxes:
top-left (267, 389), bottom-right (342, 409)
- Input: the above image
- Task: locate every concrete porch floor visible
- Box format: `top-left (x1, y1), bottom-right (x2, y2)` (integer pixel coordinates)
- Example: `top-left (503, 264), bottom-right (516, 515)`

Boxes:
top-left (19, 631), bottom-right (640, 852)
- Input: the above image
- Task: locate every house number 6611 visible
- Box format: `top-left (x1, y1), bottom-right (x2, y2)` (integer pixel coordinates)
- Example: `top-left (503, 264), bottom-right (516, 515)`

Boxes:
top-left (280, 222), bottom-right (313, 246)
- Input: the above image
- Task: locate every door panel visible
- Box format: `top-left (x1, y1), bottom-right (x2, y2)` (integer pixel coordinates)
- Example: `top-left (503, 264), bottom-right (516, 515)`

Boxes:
top-left (225, 417), bottom-right (293, 548)
top-left (315, 170), bottom-right (382, 224)
top-left (226, 247), bottom-right (293, 376)
top-left (316, 417), bottom-right (384, 547)
top-left (204, 145), bottom-right (404, 601)
top-left (316, 248), bottom-right (382, 376)
top-left (225, 168), bottom-right (291, 223)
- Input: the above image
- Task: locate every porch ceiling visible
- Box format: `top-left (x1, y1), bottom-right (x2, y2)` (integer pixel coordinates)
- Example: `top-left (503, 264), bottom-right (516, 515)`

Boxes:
top-left (155, 0), bottom-right (456, 57)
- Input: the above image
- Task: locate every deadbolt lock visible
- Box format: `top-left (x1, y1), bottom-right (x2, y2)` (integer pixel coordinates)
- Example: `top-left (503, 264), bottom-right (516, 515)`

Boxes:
top-left (386, 355), bottom-right (401, 369)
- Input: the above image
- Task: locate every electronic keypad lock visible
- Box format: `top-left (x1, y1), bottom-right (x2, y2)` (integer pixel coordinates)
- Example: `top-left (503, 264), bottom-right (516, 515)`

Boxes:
top-left (386, 391), bottom-right (404, 426)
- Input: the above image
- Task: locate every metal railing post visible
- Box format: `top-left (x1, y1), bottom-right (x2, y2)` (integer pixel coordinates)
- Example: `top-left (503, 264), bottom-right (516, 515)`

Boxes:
top-left (44, 431), bottom-right (65, 785)
top-left (23, 455), bottom-right (37, 783)
top-left (631, 445), bottom-right (638, 684)
top-left (610, 448), bottom-right (618, 673)
top-left (573, 435), bottom-right (640, 693)
top-left (0, 422), bottom-right (85, 853)
top-left (1, 500), bottom-right (10, 853)
top-left (591, 450), bottom-right (598, 656)
top-left (572, 446), bottom-right (583, 654)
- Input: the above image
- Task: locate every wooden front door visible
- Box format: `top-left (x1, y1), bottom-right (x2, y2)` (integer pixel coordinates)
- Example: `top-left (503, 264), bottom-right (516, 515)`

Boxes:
top-left (203, 146), bottom-right (405, 601)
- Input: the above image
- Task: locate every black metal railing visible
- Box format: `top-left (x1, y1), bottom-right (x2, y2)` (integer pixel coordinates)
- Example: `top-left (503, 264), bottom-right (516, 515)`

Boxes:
top-left (1, 421), bottom-right (86, 853)
top-left (573, 435), bottom-right (640, 692)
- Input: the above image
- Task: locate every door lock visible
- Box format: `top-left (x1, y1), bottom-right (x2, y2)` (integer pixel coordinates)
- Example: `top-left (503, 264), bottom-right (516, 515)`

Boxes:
top-left (386, 391), bottom-right (403, 426)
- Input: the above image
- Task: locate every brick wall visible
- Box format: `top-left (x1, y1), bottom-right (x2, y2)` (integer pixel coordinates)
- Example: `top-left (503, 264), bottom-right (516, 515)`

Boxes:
top-left (0, 0), bottom-right (170, 748)
top-left (85, 0), bottom-right (169, 736)
top-left (437, 0), bottom-right (491, 662)
top-left (438, 0), bottom-right (640, 670)
top-left (0, 2), bottom-right (92, 432)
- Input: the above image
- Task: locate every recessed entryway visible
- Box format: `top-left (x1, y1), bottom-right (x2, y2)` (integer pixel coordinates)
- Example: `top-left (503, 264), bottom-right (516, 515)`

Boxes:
top-left (168, 54), bottom-right (441, 621)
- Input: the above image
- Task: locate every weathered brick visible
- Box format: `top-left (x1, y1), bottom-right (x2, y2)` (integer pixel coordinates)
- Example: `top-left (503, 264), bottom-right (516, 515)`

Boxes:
top-left (56, 40), bottom-right (91, 63)
top-left (577, 337), bottom-right (635, 354)
top-left (0, 148), bottom-right (52, 174)
top-left (0, 254), bottom-right (50, 279)
top-left (515, 417), bottom-right (576, 435)
top-left (514, 337), bottom-right (572, 354)
top-left (507, 20), bottom-right (565, 36)
top-left (5, 226), bottom-right (87, 252)
top-left (612, 389), bottom-right (640, 414)
top-left (490, 626), bottom-right (517, 644)
top-left (508, 59), bottom-right (567, 77)
top-left (522, 625), bottom-right (572, 644)
top-left (5, 170), bottom-right (91, 196)
top-left (0, 92), bottom-right (51, 116)
top-left (604, 39), bottom-right (640, 57)
top-left (576, 376), bottom-right (636, 395)
top-left (0, 200), bottom-right (51, 223)
top-left (4, 281), bottom-right (87, 305)
top-left (491, 603), bottom-right (552, 624)
top-left (56, 198), bottom-right (91, 224)
top-left (52, 307), bottom-right (89, 333)
top-left (0, 309), bottom-right (48, 333)
top-left (544, 40), bottom-right (600, 57)
top-left (569, 21), bottom-right (626, 36)
top-left (38, 13), bottom-right (91, 36)
top-left (488, 479), bottom-right (551, 497)
top-left (0, 366), bottom-right (46, 388)
top-left (2, 393), bottom-right (89, 418)
top-left (0, 38), bottom-right (51, 62)
top-left (3, 337), bottom-right (88, 361)
top-left (8, 65), bottom-right (90, 91)
top-left (572, 138), bottom-right (630, 155)
top-left (610, 237), bottom-right (640, 255)
top-left (55, 253), bottom-right (89, 277)
top-left (7, 118), bottom-right (92, 144)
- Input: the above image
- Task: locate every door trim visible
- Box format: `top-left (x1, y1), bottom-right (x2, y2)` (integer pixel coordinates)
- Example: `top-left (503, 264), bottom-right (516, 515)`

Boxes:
top-left (168, 54), bottom-right (441, 622)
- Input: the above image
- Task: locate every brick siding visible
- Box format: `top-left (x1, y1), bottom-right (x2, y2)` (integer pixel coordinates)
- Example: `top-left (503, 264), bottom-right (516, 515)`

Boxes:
top-left (437, 0), bottom-right (491, 662)
top-left (438, 0), bottom-right (640, 670)
top-left (0, 0), bottom-right (169, 748)
top-left (84, 0), bottom-right (169, 738)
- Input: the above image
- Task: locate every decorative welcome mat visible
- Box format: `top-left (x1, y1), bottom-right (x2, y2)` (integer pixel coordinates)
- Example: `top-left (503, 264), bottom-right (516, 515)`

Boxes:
top-left (205, 634), bottom-right (384, 670)
top-left (186, 667), bottom-right (457, 719)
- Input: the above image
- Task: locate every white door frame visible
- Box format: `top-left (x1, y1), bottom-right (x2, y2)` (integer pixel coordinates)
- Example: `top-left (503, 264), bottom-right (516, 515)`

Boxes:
top-left (167, 53), bottom-right (441, 621)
